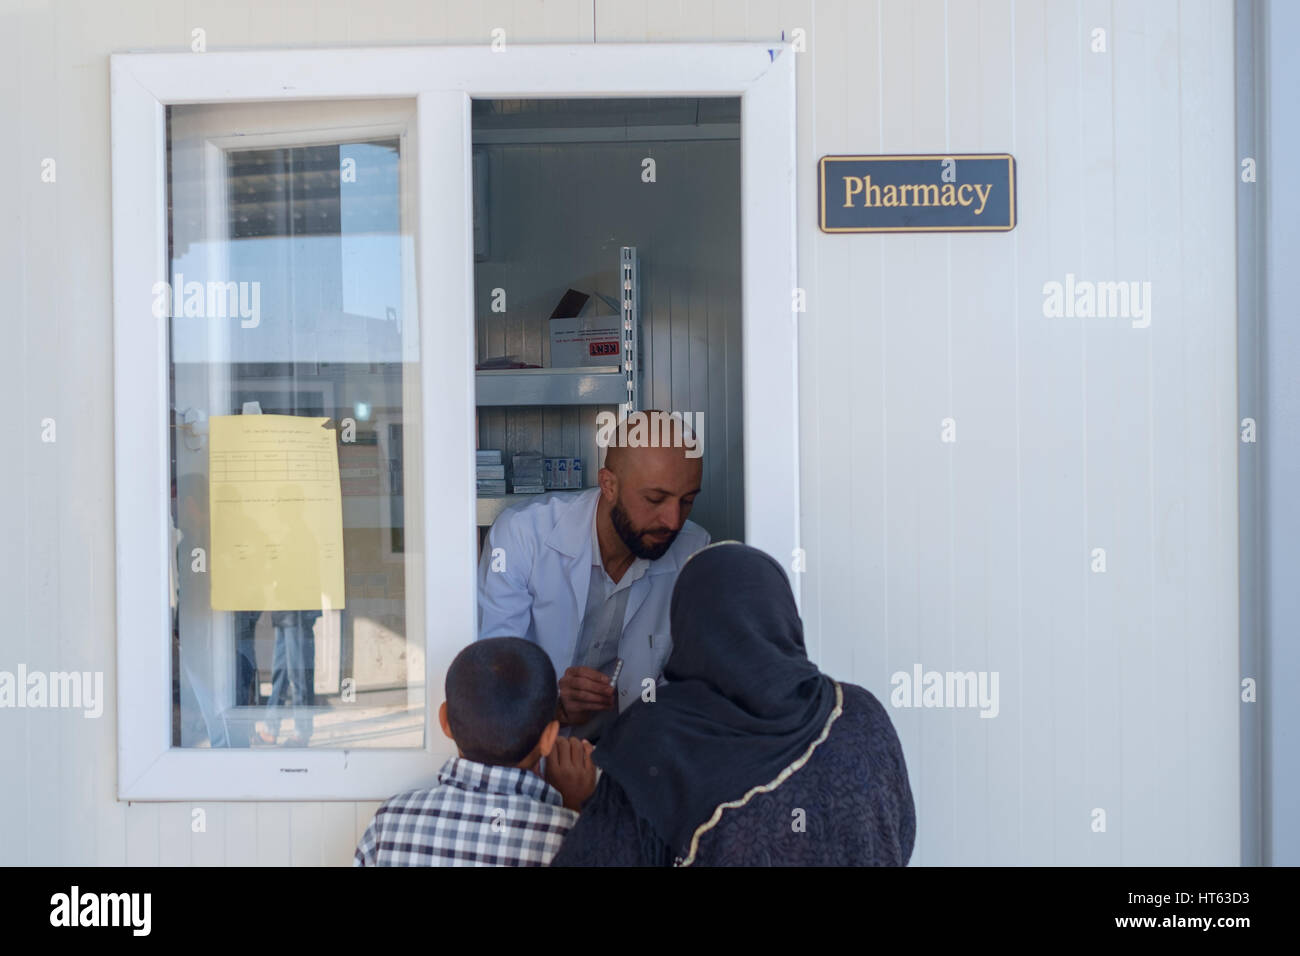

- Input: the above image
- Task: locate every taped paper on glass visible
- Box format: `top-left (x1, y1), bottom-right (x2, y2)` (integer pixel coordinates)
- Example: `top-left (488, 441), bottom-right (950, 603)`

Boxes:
top-left (209, 414), bottom-right (346, 611)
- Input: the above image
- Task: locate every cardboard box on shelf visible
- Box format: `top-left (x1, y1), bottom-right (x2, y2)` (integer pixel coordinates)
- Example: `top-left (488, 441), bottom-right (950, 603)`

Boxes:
top-left (512, 453), bottom-right (545, 494)
top-left (541, 457), bottom-right (585, 489)
top-left (547, 287), bottom-right (622, 369)
top-left (549, 316), bottom-right (622, 368)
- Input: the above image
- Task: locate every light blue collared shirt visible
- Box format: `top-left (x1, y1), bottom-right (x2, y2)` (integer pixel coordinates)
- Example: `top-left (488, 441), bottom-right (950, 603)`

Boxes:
top-left (568, 510), bottom-right (649, 739)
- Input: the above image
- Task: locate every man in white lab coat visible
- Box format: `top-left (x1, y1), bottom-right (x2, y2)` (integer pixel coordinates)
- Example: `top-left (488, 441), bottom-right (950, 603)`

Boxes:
top-left (476, 413), bottom-right (709, 741)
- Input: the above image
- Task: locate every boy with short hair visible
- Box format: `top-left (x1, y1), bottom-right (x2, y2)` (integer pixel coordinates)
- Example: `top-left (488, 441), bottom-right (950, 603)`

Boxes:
top-left (354, 637), bottom-right (596, 866)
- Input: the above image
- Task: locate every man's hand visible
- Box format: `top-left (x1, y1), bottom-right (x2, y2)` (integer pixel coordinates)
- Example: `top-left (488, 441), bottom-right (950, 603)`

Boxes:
top-left (545, 737), bottom-right (597, 811)
top-left (557, 665), bottom-right (616, 726)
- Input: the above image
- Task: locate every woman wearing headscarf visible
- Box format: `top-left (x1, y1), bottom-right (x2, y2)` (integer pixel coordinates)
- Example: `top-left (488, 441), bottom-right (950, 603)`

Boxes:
top-left (551, 542), bottom-right (915, 866)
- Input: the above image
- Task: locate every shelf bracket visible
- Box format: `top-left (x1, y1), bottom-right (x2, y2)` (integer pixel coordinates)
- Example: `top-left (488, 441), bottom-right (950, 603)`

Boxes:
top-left (620, 246), bottom-right (641, 416)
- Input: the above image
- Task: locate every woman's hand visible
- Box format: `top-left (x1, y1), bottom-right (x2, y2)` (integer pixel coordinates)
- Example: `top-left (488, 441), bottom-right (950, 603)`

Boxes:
top-left (545, 736), bottom-right (598, 811)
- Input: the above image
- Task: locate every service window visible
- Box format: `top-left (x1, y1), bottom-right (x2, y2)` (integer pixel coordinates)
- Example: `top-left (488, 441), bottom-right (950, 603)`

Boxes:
top-left (111, 44), bottom-right (796, 801)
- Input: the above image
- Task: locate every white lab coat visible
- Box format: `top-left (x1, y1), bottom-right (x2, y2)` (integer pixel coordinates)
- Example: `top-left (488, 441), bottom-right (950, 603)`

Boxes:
top-left (476, 487), bottom-right (710, 714)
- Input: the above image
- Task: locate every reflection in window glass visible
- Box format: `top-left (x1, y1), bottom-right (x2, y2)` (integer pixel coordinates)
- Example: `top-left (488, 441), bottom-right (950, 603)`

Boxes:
top-left (167, 102), bottom-right (423, 749)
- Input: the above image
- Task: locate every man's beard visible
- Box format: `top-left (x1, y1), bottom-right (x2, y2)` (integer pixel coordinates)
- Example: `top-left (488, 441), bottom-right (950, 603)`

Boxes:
top-left (610, 499), bottom-right (679, 560)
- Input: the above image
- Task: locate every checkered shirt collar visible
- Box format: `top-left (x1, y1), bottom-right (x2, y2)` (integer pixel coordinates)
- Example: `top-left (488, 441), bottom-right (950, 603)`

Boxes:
top-left (436, 756), bottom-right (564, 808)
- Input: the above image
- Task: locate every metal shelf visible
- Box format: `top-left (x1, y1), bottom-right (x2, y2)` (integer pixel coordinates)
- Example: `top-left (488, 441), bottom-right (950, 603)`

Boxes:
top-left (475, 366), bottom-right (625, 406)
top-left (474, 246), bottom-right (641, 414)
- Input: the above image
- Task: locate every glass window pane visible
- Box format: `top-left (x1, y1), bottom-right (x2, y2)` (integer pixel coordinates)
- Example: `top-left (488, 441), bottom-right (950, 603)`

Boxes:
top-left (166, 101), bottom-right (423, 749)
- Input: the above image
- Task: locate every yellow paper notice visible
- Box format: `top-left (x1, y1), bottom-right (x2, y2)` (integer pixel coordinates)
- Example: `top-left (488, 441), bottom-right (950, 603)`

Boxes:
top-left (209, 415), bottom-right (346, 611)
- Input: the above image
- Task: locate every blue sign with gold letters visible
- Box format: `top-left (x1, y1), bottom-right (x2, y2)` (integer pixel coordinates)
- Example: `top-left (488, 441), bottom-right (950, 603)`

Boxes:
top-left (819, 154), bottom-right (1016, 233)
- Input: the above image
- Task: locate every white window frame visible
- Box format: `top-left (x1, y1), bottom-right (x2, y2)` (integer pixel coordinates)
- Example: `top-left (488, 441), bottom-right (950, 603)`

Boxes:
top-left (111, 43), bottom-right (799, 801)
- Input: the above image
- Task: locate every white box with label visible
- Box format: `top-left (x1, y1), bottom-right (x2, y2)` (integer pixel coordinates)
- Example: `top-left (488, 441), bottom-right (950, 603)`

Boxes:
top-left (548, 315), bottom-right (622, 368)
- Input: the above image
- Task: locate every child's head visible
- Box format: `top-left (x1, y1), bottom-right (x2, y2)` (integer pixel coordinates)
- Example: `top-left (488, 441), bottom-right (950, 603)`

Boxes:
top-left (439, 637), bottom-right (559, 768)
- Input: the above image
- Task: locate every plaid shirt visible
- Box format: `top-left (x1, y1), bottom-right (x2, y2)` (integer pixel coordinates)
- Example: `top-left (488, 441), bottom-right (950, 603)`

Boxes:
top-left (354, 757), bottom-right (578, 866)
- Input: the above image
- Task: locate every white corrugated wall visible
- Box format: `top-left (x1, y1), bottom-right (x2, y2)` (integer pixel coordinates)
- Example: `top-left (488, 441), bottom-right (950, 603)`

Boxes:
top-left (0, 0), bottom-right (1238, 865)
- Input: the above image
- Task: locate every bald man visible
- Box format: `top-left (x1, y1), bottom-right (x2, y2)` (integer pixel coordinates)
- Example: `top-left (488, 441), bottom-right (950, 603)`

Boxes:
top-left (476, 412), bottom-right (709, 742)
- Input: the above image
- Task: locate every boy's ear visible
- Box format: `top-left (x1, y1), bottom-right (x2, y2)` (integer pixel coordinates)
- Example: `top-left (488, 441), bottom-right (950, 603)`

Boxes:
top-left (537, 719), bottom-right (560, 759)
top-left (438, 701), bottom-right (455, 742)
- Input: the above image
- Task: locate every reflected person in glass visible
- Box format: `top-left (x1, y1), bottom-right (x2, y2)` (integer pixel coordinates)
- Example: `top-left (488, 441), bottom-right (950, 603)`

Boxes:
top-left (261, 609), bottom-right (321, 746)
